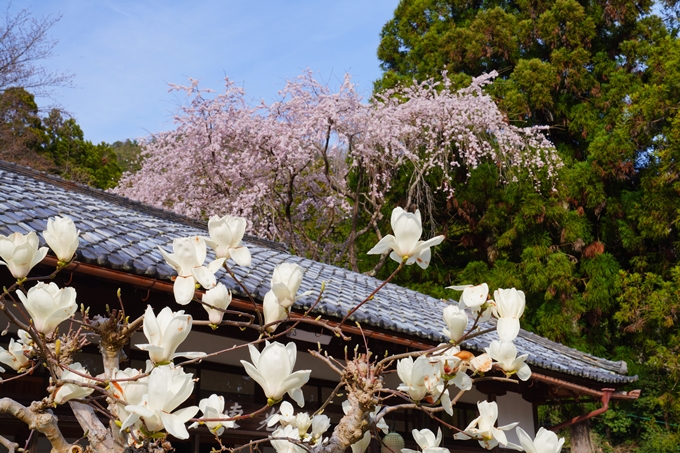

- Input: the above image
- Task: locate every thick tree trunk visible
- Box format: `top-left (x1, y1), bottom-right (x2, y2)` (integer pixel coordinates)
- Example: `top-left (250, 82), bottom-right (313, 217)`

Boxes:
top-left (570, 421), bottom-right (594, 453)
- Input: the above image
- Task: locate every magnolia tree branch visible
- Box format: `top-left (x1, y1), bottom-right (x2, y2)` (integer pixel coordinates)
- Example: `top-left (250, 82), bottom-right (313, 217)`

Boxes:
top-left (0, 434), bottom-right (19, 453)
top-left (68, 401), bottom-right (116, 453)
top-left (0, 398), bottom-right (71, 453)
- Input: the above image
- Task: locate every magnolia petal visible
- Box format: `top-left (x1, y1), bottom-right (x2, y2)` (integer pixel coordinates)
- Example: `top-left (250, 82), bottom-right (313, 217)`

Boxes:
top-left (160, 411), bottom-right (191, 440)
top-left (173, 276), bottom-right (196, 305)
top-left (192, 266), bottom-right (217, 290)
top-left (230, 246), bottom-right (251, 267)
top-left (451, 372), bottom-right (472, 391)
top-left (272, 282), bottom-right (294, 308)
top-left (240, 360), bottom-right (266, 392)
top-left (441, 390), bottom-right (453, 416)
top-left (497, 421), bottom-right (520, 431)
top-left (392, 210), bottom-right (421, 254)
top-left (366, 235), bottom-right (396, 255)
top-left (120, 412), bottom-right (141, 431)
top-left (30, 247), bottom-right (49, 269)
top-left (124, 404), bottom-right (155, 421)
top-left (447, 284), bottom-right (472, 291)
top-left (206, 258), bottom-right (226, 274)
top-left (414, 246), bottom-right (431, 269)
top-left (280, 369), bottom-right (312, 404)
top-left (516, 363), bottom-right (532, 381)
top-left (288, 386), bottom-right (305, 408)
top-left (158, 246), bottom-right (181, 272)
top-left (263, 291), bottom-right (287, 332)
top-left (497, 318), bottom-right (520, 342)
top-left (171, 351), bottom-right (207, 360)
top-left (516, 427), bottom-right (537, 453)
top-left (491, 427), bottom-right (507, 446)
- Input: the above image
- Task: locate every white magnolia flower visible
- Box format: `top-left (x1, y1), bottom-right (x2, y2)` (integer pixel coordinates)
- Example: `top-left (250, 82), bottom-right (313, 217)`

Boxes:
top-left (189, 394), bottom-right (234, 435)
top-left (205, 214), bottom-right (251, 266)
top-left (263, 290), bottom-right (288, 333)
top-left (402, 428), bottom-right (450, 453)
top-left (158, 236), bottom-right (225, 305)
top-left (16, 282), bottom-right (77, 334)
top-left (43, 215), bottom-right (79, 263)
top-left (486, 341), bottom-right (532, 381)
top-left (240, 341), bottom-right (311, 407)
top-left (310, 414), bottom-right (331, 443)
top-left (136, 306), bottom-right (205, 364)
top-left (0, 231), bottom-right (48, 279)
top-left (53, 362), bottom-right (95, 404)
top-left (397, 355), bottom-right (443, 402)
top-left (293, 412), bottom-right (312, 438)
top-left (454, 401), bottom-right (520, 450)
top-left (271, 424), bottom-right (306, 453)
top-left (270, 263), bottom-right (311, 309)
top-left (111, 367), bottom-right (149, 429)
top-left (202, 283), bottom-right (232, 324)
top-left (443, 305), bottom-right (468, 342)
top-left (493, 288), bottom-right (526, 342)
top-left (268, 401), bottom-right (296, 427)
top-left (516, 426), bottom-right (565, 453)
top-left (435, 346), bottom-right (472, 391)
top-left (367, 207), bottom-right (444, 269)
top-left (121, 365), bottom-right (199, 440)
top-left (16, 329), bottom-right (35, 351)
top-left (0, 338), bottom-right (30, 372)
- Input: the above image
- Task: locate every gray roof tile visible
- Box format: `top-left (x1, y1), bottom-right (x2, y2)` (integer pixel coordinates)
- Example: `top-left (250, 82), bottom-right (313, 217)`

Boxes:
top-left (0, 161), bottom-right (635, 385)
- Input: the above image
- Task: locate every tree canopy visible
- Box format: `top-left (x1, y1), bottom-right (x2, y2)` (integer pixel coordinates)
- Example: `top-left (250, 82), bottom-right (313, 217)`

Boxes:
top-left (376, 0), bottom-right (680, 450)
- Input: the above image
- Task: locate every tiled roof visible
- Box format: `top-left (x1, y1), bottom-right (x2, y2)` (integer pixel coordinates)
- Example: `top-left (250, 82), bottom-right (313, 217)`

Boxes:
top-left (1, 161), bottom-right (636, 384)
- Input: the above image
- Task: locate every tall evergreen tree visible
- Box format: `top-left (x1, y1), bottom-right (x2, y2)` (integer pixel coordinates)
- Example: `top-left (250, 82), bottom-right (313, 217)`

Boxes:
top-left (376, 0), bottom-right (680, 449)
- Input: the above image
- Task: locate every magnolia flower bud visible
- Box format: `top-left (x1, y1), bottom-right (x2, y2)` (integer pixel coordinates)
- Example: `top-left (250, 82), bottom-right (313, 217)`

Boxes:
top-left (43, 215), bottom-right (79, 263)
top-left (53, 363), bottom-right (95, 404)
top-left (0, 231), bottom-right (48, 279)
top-left (493, 288), bottom-right (525, 342)
top-left (263, 290), bottom-right (287, 333)
top-left (271, 263), bottom-right (306, 309)
top-left (202, 283), bottom-right (232, 324)
top-left (16, 282), bottom-right (77, 334)
top-left (442, 305), bottom-right (468, 342)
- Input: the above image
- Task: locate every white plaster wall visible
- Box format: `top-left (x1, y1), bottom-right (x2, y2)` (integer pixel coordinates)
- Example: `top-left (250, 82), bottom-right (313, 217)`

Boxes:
top-left (137, 330), bottom-right (343, 382)
top-left (497, 391), bottom-right (535, 445)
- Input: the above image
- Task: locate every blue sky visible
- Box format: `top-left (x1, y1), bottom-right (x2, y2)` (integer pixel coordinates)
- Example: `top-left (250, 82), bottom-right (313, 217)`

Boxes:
top-left (17, 0), bottom-right (399, 144)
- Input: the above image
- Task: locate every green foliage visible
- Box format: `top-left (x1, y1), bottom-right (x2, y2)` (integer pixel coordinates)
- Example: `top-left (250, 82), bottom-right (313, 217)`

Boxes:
top-left (41, 109), bottom-right (122, 189)
top-left (375, 0), bottom-right (680, 447)
top-left (0, 87), bottom-right (122, 189)
top-left (112, 139), bottom-right (143, 174)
